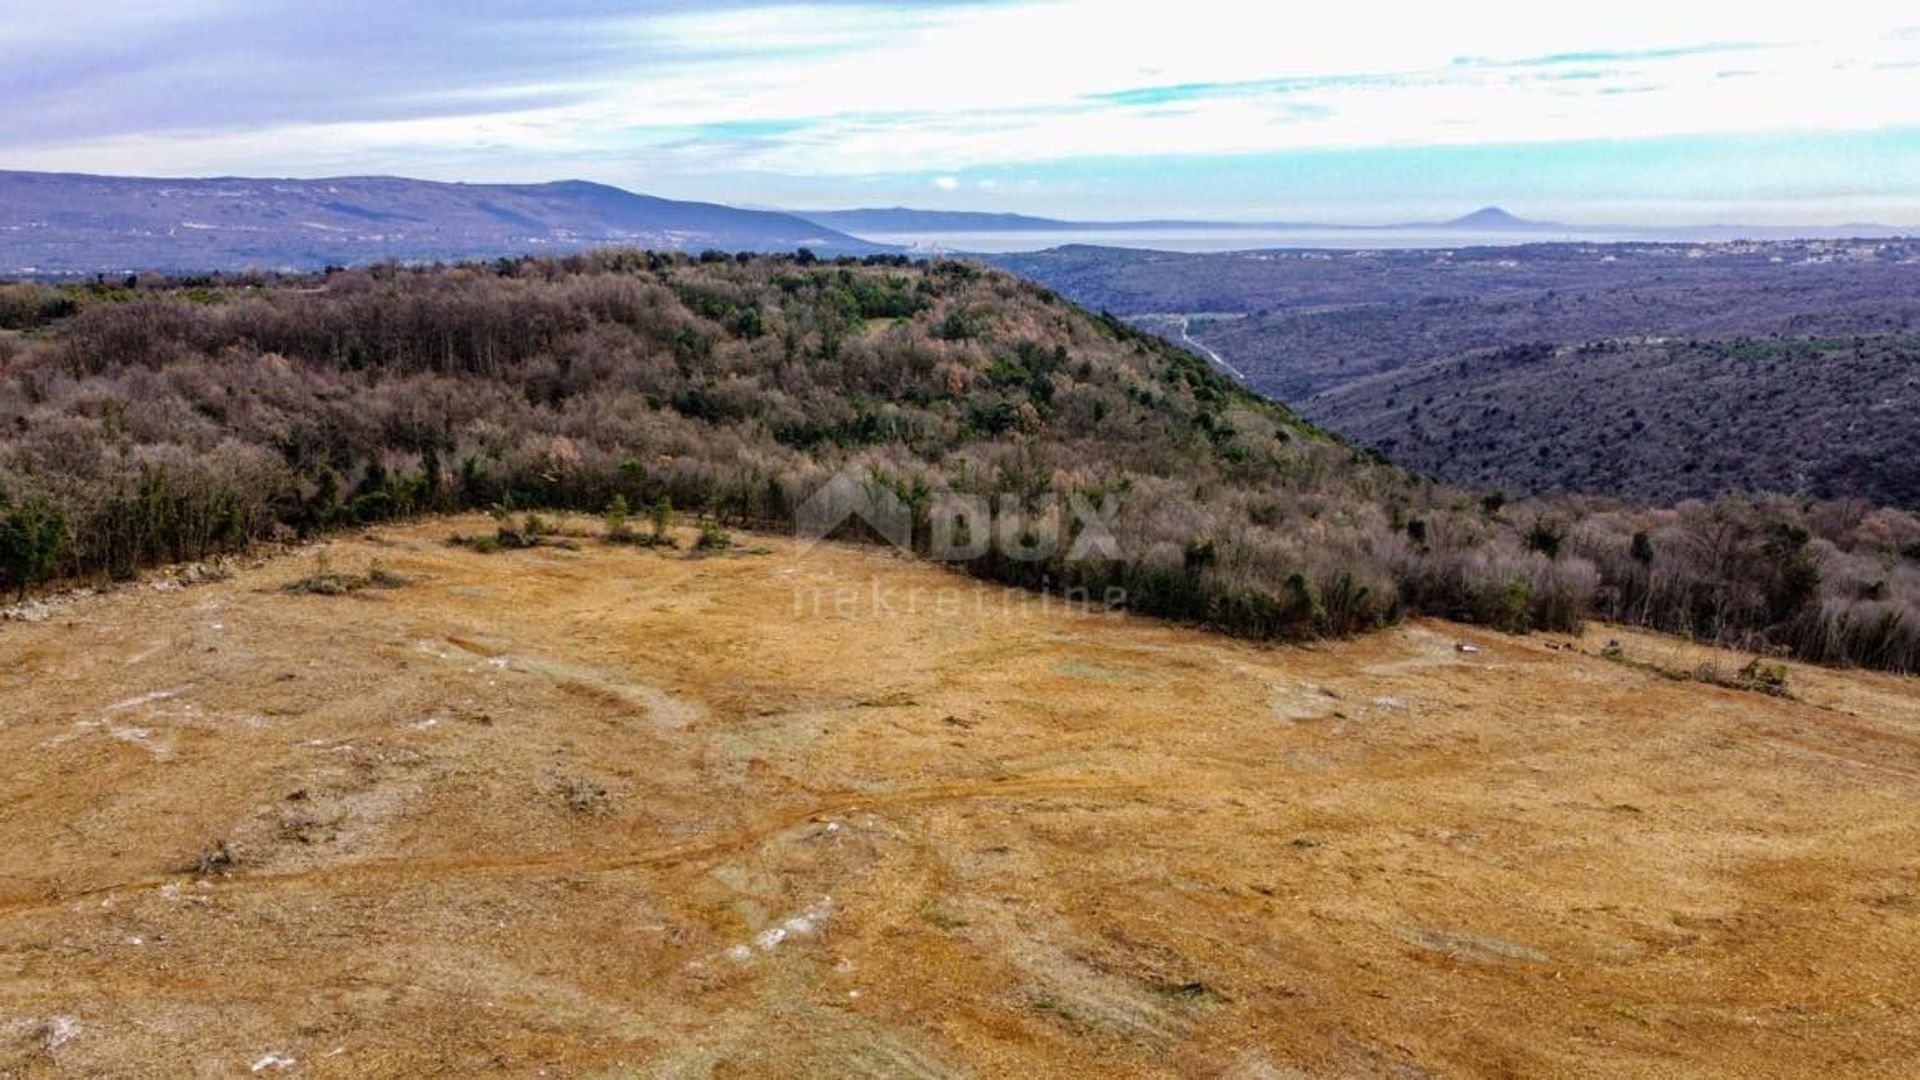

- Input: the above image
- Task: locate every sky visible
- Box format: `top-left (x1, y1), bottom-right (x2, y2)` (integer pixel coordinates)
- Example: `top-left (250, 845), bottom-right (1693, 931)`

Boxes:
top-left (4, 0), bottom-right (1920, 223)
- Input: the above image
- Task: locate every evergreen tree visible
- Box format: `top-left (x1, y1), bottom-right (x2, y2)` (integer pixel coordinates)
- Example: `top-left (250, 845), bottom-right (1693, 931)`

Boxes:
top-left (0, 504), bottom-right (64, 601)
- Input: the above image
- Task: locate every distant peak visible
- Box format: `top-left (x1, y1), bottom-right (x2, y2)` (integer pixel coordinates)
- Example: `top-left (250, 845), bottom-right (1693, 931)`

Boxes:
top-left (1446, 206), bottom-right (1532, 228)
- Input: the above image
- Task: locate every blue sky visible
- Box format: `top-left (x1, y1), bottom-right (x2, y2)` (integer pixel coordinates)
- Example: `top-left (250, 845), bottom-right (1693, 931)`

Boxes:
top-left (4, 1), bottom-right (1920, 223)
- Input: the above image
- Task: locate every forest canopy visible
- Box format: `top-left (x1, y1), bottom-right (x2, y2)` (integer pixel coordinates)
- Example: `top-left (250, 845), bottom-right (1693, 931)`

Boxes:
top-left (2, 251), bottom-right (1917, 672)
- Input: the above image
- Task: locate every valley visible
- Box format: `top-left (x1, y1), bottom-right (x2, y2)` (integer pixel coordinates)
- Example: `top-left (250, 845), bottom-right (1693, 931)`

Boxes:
top-left (997, 241), bottom-right (1920, 506)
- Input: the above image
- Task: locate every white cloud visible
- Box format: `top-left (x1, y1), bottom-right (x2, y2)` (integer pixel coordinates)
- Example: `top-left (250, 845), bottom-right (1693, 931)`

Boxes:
top-left (933, 175), bottom-right (961, 190)
top-left (5, 0), bottom-right (1919, 196)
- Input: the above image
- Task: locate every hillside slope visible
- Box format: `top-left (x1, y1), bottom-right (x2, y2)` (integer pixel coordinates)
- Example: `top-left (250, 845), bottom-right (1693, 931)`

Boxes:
top-left (1311, 336), bottom-right (1920, 507)
top-left (1, 521), bottom-right (1917, 1076)
top-left (0, 171), bottom-right (880, 274)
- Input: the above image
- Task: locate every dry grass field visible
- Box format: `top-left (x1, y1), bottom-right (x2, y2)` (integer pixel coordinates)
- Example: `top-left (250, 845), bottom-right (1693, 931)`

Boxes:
top-left (2, 517), bottom-right (1917, 1077)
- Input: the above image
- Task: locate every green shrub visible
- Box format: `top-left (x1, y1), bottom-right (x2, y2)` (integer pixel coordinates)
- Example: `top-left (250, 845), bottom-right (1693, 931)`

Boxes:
top-left (651, 497), bottom-right (675, 546)
top-left (695, 521), bottom-right (733, 552)
top-left (1733, 658), bottom-right (1791, 696)
top-left (1525, 518), bottom-right (1566, 560)
top-left (604, 495), bottom-right (635, 543)
top-left (0, 503), bottom-right (64, 601)
top-left (1630, 531), bottom-right (1656, 565)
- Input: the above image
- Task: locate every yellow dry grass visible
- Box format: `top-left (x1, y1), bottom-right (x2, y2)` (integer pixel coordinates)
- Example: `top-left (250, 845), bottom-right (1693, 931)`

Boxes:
top-left (1, 516), bottom-right (1917, 1077)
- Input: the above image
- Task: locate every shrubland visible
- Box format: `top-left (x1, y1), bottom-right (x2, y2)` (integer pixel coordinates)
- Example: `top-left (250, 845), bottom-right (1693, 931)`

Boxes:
top-left (1312, 337), bottom-right (1920, 508)
top-left (1, 251), bottom-right (1916, 670)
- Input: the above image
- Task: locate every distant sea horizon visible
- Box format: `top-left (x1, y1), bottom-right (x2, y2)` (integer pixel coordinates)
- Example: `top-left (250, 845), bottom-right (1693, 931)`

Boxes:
top-left (852, 224), bottom-right (1908, 254)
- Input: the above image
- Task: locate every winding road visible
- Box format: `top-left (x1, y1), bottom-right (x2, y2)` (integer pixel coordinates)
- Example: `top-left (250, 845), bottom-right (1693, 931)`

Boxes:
top-left (1176, 316), bottom-right (1248, 381)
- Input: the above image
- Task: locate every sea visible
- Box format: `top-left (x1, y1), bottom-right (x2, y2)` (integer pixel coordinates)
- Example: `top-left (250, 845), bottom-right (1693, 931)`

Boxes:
top-left (854, 226), bottom-right (1645, 254)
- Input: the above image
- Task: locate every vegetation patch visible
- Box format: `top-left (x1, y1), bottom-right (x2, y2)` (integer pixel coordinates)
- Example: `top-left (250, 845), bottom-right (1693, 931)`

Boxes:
top-left (1599, 640), bottom-right (1794, 699)
top-left (450, 511), bottom-right (581, 554)
top-left (189, 839), bottom-right (236, 877)
top-left (693, 521), bottom-right (733, 553)
top-left (283, 554), bottom-right (410, 595)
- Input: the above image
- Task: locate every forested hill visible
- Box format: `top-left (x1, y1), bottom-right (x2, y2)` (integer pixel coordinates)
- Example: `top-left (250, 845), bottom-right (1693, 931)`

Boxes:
top-left (1, 252), bottom-right (1916, 671)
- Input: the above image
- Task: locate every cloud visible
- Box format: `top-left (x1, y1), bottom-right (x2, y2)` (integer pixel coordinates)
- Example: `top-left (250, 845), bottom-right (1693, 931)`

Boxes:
top-left (3, 0), bottom-right (1918, 220)
top-left (933, 176), bottom-right (961, 190)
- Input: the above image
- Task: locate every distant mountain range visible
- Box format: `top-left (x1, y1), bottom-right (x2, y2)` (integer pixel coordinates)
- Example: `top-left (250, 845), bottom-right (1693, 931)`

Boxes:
top-left (0, 170), bottom-right (880, 275)
top-left (793, 204), bottom-right (1910, 244)
top-left (5, 168), bottom-right (1912, 278)
top-left (795, 205), bottom-right (1568, 234)
top-left (793, 207), bottom-right (1265, 233)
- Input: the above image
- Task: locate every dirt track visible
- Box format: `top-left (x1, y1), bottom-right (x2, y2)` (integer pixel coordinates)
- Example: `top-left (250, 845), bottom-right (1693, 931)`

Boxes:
top-left (2, 517), bottom-right (1917, 1077)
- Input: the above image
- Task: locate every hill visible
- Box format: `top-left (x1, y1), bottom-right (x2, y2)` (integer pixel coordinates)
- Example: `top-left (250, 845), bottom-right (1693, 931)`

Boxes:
top-left (1, 518), bottom-right (1917, 1074)
top-left (1, 252), bottom-right (1917, 672)
top-left (0, 171), bottom-right (880, 275)
top-left (1432, 206), bottom-right (1557, 229)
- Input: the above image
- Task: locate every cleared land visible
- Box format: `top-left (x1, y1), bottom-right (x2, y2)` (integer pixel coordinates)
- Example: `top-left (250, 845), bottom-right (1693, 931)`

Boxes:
top-left (2, 518), bottom-right (1918, 1077)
